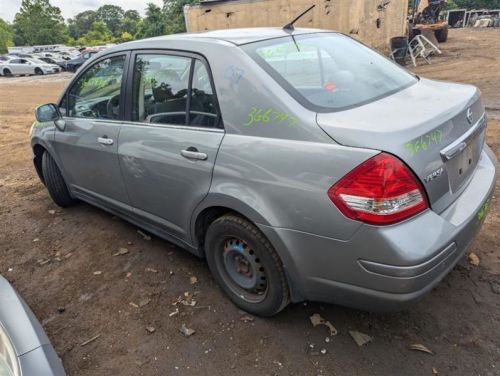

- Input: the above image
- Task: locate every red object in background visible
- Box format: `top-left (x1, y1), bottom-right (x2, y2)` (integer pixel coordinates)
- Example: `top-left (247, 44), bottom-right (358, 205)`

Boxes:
top-left (323, 81), bottom-right (337, 91)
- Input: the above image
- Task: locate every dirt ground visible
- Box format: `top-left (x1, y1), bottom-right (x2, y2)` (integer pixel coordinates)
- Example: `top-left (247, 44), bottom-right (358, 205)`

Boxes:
top-left (0, 28), bottom-right (499, 376)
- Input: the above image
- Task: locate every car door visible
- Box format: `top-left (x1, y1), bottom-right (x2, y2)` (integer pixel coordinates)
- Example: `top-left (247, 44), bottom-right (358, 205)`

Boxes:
top-left (118, 51), bottom-right (224, 242)
top-left (18, 59), bottom-right (34, 74)
top-left (53, 52), bottom-right (131, 208)
top-left (8, 59), bottom-right (23, 75)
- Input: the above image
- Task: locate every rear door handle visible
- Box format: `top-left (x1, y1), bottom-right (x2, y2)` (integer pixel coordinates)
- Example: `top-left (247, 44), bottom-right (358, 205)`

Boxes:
top-left (97, 136), bottom-right (114, 145)
top-left (181, 148), bottom-right (208, 161)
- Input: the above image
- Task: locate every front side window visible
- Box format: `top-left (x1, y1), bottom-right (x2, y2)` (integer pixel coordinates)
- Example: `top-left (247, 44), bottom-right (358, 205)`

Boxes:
top-left (132, 54), bottom-right (220, 128)
top-left (243, 33), bottom-right (417, 112)
top-left (68, 55), bottom-right (125, 119)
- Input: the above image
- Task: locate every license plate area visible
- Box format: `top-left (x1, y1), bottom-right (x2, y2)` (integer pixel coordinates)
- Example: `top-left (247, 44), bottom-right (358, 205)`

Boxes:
top-left (441, 114), bottom-right (486, 193)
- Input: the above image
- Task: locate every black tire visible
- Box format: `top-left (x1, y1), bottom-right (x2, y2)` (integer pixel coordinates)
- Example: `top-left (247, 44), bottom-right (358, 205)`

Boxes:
top-left (435, 26), bottom-right (448, 43)
top-left (205, 214), bottom-right (289, 316)
top-left (3, 68), bottom-right (12, 77)
top-left (42, 152), bottom-right (76, 207)
top-left (35, 67), bottom-right (44, 75)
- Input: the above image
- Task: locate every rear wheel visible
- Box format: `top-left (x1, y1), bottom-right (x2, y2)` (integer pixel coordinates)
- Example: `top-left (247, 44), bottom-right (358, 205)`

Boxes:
top-left (42, 152), bottom-right (76, 207)
top-left (435, 26), bottom-right (448, 43)
top-left (35, 67), bottom-right (44, 75)
top-left (3, 68), bottom-right (12, 77)
top-left (205, 214), bottom-right (289, 316)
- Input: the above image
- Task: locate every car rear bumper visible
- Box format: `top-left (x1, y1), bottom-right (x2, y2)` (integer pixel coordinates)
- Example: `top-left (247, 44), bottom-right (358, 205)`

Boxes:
top-left (259, 145), bottom-right (497, 311)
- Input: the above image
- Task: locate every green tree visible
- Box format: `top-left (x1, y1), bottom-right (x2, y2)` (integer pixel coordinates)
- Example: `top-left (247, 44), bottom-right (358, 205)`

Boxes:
top-left (453, 0), bottom-right (500, 8)
top-left (96, 4), bottom-right (124, 37)
top-left (13, 0), bottom-right (68, 45)
top-left (0, 18), bottom-right (14, 53)
top-left (118, 31), bottom-right (133, 43)
top-left (136, 3), bottom-right (165, 39)
top-left (163, 0), bottom-right (199, 34)
top-left (67, 10), bottom-right (98, 39)
top-left (77, 20), bottom-right (113, 46)
top-left (121, 9), bottom-right (141, 36)
top-left (124, 9), bottom-right (141, 22)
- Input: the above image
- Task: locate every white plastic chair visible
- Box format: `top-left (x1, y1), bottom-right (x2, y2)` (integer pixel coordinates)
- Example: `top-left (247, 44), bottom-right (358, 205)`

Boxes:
top-left (407, 34), bottom-right (442, 66)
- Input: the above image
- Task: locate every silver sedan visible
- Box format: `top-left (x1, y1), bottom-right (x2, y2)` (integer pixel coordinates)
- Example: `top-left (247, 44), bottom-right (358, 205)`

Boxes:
top-left (30, 27), bottom-right (497, 316)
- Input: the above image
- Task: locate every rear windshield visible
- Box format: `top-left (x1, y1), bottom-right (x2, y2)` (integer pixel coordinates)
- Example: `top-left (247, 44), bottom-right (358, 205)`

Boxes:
top-left (243, 33), bottom-right (417, 112)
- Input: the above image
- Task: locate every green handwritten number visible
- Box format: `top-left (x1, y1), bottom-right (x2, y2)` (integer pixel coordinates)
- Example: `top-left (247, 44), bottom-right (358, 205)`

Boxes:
top-left (262, 109), bottom-right (272, 123)
top-left (288, 116), bottom-right (299, 126)
top-left (405, 143), bottom-right (415, 156)
top-left (244, 107), bottom-right (258, 127)
top-left (478, 199), bottom-right (491, 222)
top-left (436, 129), bottom-right (443, 143)
top-left (406, 129), bottom-right (444, 157)
top-left (421, 136), bottom-right (428, 151)
top-left (244, 107), bottom-right (298, 127)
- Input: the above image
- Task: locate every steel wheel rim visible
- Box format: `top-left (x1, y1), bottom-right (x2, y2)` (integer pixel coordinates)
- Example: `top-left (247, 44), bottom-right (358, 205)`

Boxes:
top-left (216, 237), bottom-right (268, 303)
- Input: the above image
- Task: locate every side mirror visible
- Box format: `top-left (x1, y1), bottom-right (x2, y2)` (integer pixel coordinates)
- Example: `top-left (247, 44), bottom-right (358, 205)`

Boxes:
top-left (35, 103), bottom-right (66, 131)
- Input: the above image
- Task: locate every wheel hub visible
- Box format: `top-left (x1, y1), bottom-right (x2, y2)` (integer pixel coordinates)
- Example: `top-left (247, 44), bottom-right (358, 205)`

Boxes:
top-left (222, 238), bottom-right (267, 295)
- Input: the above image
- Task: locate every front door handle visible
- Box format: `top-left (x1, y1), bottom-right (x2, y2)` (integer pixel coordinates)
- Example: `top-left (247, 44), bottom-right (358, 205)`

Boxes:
top-left (181, 148), bottom-right (208, 161)
top-left (97, 136), bottom-right (114, 145)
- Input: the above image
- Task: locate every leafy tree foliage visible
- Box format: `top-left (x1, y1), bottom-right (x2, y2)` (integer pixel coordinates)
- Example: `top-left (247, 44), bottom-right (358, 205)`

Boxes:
top-left (163, 0), bottom-right (199, 34)
top-left (136, 3), bottom-right (166, 39)
top-left (76, 20), bottom-right (112, 46)
top-left (121, 9), bottom-right (141, 36)
top-left (0, 18), bottom-right (14, 53)
top-left (96, 5), bottom-right (124, 37)
top-left (124, 9), bottom-right (141, 22)
top-left (13, 0), bottom-right (67, 45)
top-left (452, 0), bottom-right (500, 8)
top-left (67, 10), bottom-right (98, 39)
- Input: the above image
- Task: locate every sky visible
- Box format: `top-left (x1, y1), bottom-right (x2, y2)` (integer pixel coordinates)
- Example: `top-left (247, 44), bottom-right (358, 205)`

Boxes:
top-left (0, 0), bottom-right (164, 22)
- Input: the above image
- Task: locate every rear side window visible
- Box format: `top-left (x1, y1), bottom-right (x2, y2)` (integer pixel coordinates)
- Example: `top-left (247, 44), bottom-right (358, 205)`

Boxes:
top-left (190, 60), bottom-right (219, 128)
top-left (68, 55), bottom-right (125, 119)
top-left (131, 54), bottom-right (220, 128)
top-left (132, 54), bottom-right (191, 125)
top-left (243, 33), bottom-right (417, 112)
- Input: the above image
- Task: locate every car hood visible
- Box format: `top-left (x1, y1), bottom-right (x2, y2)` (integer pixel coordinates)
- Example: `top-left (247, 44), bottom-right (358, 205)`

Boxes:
top-left (317, 78), bottom-right (485, 213)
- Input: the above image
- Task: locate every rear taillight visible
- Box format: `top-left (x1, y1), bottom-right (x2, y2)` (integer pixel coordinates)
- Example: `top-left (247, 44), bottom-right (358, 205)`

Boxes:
top-left (328, 153), bottom-right (428, 225)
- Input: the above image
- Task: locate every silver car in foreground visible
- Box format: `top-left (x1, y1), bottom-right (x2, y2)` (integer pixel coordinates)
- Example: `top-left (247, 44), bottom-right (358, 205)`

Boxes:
top-left (0, 276), bottom-right (65, 375)
top-left (31, 28), bottom-right (497, 316)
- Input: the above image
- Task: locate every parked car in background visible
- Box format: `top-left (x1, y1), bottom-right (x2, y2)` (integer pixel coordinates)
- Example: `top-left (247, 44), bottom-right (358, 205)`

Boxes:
top-left (0, 57), bottom-right (60, 76)
top-left (31, 28), bottom-right (497, 316)
top-left (37, 52), bottom-right (70, 61)
top-left (38, 57), bottom-right (67, 71)
top-left (0, 275), bottom-right (66, 375)
top-left (65, 50), bottom-right (99, 72)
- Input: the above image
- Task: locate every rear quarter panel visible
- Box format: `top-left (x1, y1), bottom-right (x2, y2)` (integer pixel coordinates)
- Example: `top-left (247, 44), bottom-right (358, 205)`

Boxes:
top-left (189, 41), bottom-right (379, 240)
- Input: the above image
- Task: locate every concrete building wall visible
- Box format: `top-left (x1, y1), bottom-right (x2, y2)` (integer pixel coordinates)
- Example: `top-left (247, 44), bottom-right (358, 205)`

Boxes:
top-left (184, 0), bottom-right (409, 51)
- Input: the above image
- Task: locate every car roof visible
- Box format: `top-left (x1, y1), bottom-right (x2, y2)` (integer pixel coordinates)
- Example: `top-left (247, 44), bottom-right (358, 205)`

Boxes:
top-left (108, 27), bottom-right (336, 52)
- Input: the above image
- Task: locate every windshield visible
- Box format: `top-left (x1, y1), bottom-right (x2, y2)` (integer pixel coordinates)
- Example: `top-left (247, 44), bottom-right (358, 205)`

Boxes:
top-left (243, 33), bottom-right (417, 112)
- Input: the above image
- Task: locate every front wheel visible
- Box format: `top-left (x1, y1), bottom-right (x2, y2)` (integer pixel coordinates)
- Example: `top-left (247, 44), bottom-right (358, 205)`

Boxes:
top-left (3, 68), bottom-right (12, 77)
top-left (35, 67), bottom-right (44, 75)
top-left (205, 214), bottom-right (289, 316)
top-left (42, 152), bottom-right (76, 207)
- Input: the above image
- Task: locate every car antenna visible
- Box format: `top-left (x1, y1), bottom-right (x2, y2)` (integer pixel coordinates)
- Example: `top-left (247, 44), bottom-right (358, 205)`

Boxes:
top-left (283, 4), bottom-right (316, 31)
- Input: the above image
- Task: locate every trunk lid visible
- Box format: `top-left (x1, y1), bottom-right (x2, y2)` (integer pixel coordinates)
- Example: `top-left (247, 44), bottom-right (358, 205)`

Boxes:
top-left (316, 78), bottom-right (486, 214)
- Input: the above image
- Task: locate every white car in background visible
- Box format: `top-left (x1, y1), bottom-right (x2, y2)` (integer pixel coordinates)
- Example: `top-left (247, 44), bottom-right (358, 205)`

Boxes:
top-left (0, 57), bottom-right (60, 76)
